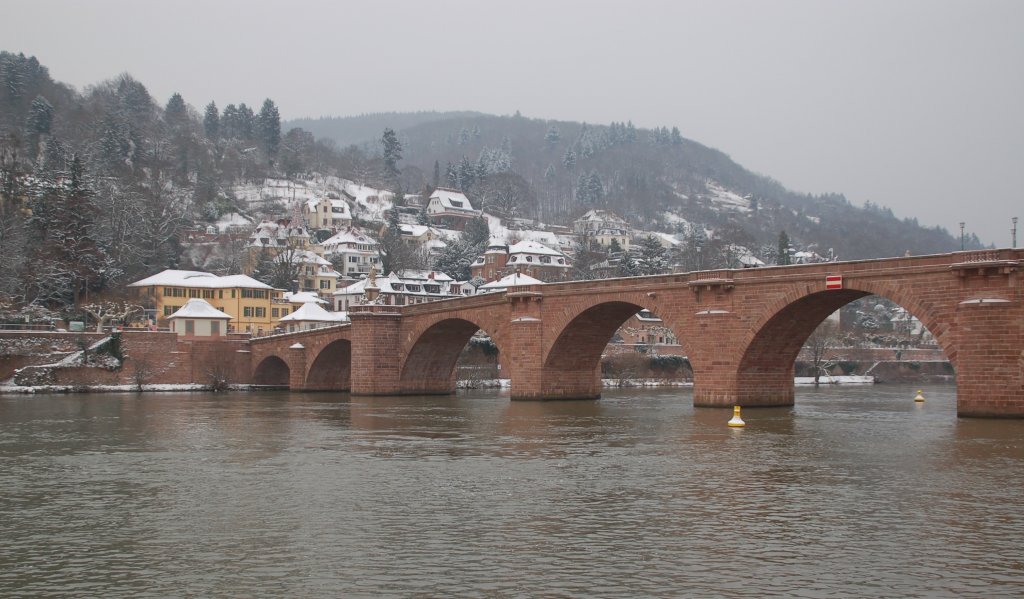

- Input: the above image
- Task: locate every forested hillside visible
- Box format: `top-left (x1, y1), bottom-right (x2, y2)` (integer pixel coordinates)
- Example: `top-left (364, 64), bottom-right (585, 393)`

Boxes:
top-left (0, 50), bottom-right (977, 319)
top-left (294, 113), bottom-right (974, 262)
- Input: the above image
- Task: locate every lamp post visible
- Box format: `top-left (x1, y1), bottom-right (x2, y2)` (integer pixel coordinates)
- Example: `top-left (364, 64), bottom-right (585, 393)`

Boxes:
top-left (959, 222), bottom-right (965, 251)
top-left (1013, 217), bottom-right (1018, 248)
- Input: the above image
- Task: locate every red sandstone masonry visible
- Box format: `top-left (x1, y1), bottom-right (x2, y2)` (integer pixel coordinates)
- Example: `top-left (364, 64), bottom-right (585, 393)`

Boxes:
top-left (8, 250), bottom-right (1019, 417)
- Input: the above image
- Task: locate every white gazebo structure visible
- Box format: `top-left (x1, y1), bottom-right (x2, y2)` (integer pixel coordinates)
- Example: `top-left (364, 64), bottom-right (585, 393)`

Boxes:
top-left (167, 299), bottom-right (233, 337)
top-left (277, 302), bottom-right (349, 333)
top-left (477, 272), bottom-right (545, 293)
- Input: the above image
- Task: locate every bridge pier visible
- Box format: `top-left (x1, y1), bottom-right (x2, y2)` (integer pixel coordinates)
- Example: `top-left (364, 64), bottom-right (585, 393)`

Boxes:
top-left (955, 298), bottom-right (1024, 417)
top-left (692, 370), bottom-right (796, 408)
top-left (349, 308), bottom-right (403, 396)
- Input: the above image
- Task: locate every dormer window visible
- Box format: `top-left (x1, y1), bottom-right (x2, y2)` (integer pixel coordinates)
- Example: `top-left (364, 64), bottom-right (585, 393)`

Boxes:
top-left (450, 200), bottom-right (463, 208)
top-left (526, 256), bottom-right (533, 262)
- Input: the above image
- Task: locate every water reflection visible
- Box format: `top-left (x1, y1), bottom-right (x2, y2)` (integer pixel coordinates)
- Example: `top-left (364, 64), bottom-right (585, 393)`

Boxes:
top-left (1, 384), bottom-right (1022, 597)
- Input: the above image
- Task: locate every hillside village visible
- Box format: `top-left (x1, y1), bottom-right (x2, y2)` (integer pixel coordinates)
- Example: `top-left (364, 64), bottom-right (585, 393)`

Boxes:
top-left (0, 51), bottom-right (940, 355)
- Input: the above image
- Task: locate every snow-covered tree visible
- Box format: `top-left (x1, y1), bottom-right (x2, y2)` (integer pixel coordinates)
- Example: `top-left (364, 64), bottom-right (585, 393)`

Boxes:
top-left (257, 98), bottom-right (281, 157)
top-left (202, 101), bottom-right (219, 139)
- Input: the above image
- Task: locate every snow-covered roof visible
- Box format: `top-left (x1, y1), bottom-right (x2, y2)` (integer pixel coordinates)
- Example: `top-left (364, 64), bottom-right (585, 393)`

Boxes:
top-left (274, 249), bottom-right (331, 266)
top-left (508, 240), bottom-right (566, 258)
top-left (279, 302), bottom-right (349, 323)
top-left (283, 291), bottom-right (328, 304)
top-left (429, 188), bottom-right (476, 213)
top-left (738, 254), bottom-right (766, 267)
top-left (321, 227), bottom-right (377, 249)
top-left (167, 298), bottom-right (233, 320)
top-left (396, 269), bottom-right (455, 282)
top-left (128, 270), bottom-right (274, 290)
top-left (576, 209), bottom-right (629, 224)
top-left (306, 198), bottom-right (352, 218)
top-left (479, 272), bottom-right (545, 291)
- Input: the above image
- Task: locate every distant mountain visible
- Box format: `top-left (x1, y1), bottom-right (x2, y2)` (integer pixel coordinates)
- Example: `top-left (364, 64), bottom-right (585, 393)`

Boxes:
top-left (296, 111), bottom-right (969, 261)
top-left (285, 111), bottom-right (483, 148)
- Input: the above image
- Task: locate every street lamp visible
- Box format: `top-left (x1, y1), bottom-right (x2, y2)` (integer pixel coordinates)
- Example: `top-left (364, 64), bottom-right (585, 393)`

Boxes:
top-left (959, 222), bottom-right (965, 251)
top-left (1013, 217), bottom-right (1018, 248)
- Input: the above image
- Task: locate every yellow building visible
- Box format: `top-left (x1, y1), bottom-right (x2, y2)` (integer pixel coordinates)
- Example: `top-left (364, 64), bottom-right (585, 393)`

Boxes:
top-left (128, 269), bottom-right (286, 334)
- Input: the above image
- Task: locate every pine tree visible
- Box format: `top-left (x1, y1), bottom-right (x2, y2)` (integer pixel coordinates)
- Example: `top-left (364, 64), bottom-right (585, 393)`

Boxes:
top-left (202, 101), bottom-right (219, 139)
top-left (671, 126), bottom-right (683, 145)
top-left (637, 235), bottom-right (669, 275)
top-left (778, 231), bottom-right (791, 265)
top-left (164, 93), bottom-right (187, 128)
top-left (381, 128), bottom-right (402, 179)
top-left (257, 98), bottom-right (281, 157)
top-left (463, 216), bottom-right (490, 247)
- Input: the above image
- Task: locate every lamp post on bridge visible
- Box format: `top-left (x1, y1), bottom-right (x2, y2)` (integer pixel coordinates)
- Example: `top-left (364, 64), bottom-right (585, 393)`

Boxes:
top-left (1013, 217), bottom-right (1018, 248)
top-left (960, 222), bottom-right (965, 251)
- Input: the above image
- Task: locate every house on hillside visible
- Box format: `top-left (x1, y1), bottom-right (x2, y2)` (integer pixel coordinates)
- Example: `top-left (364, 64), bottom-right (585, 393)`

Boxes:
top-left (471, 239), bottom-right (572, 283)
top-left (426, 188), bottom-right (478, 230)
top-left (303, 196), bottom-right (352, 230)
top-left (573, 209), bottom-right (632, 251)
top-left (275, 249), bottom-right (341, 300)
top-left (320, 227), bottom-right (380, 278)
top-left (332, 270), bottom-right (463, 311)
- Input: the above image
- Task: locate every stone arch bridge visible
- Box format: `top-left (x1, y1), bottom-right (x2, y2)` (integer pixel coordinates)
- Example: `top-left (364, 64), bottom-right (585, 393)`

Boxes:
top-left (249, 249), bottom-right (1024, 418)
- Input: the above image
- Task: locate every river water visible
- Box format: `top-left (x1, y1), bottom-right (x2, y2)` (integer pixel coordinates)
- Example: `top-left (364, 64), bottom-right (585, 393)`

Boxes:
top-left (1, 384), bottom-right (1022, 598)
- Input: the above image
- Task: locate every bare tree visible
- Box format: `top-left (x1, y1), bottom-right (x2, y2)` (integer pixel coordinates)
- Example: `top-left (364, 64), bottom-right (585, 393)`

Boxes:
top-left (804, 320), bottom-right (843, 385)
top-left (81, 301), bottom-right (145, 333)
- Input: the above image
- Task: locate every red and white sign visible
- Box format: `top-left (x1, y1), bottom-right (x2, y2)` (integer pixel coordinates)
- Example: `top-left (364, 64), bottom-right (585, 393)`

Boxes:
top-left (825, 275), bottom-right (843, 290)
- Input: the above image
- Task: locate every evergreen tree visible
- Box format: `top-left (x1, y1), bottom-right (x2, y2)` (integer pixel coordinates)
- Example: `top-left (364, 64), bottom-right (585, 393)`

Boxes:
top-left (545, 124), bottom-right (561, 144)
top-left (202, 101), bottom-right (219, 139)
top-left (236, 103), bottom-right (255, 139)
top-left (671, 126), bottom-right (683, 145)
top-left (257, 98), bottom-right (281, 157)
top-left (431, 237), bottom-right (478, 281)
top-left (463, 216), bottom-right (490, 247)
top-left (164, 93), bottom-right (187, 128)
top-left (778, 231), bottom-right (792, 265)
top-left (561, 148), bottom-right (576, 170)
top-left (25, 95), bottom-right (53, 155)
top-left (221, 103), bottom-right (239, 138)
top-left (636, 235), bottom-right (669, 275)
top-left (381, 127), bottom-right (402, 179)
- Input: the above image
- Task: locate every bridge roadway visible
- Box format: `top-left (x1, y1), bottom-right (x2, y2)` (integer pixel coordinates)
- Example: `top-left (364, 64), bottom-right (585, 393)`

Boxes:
top-left (249, 249), bottom-right (1024, 418)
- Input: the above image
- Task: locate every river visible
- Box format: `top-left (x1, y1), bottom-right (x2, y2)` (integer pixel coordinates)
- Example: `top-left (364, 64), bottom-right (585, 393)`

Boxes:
top-left (1, 384), bottom-right (1022, 598)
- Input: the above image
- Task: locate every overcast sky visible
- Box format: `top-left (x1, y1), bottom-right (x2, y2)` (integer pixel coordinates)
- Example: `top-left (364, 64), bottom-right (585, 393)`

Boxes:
top-left (4, 0), bottom-right (1022, 245)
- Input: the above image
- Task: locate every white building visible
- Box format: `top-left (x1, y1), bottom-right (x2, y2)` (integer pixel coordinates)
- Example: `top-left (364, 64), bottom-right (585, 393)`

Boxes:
top-left (478, 272), bottom-right (545, 293)
top-left (426, 188), bottom-right (478, 227)
top-left (277, 302), bottom-right (349, 333)
top-left (321, 227), bottom-right (380, 278)
top-left (167, 298), bottom-right (232, 338)
top-left (333, 270), bottom-right (463, 311)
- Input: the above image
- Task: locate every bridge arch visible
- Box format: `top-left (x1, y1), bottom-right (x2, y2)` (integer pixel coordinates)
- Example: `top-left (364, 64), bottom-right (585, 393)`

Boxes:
top-left (253, 355), bottom-right (290, 386)
top-left (733, 280), bottom-right (956, 406)
top-left (400, 315), bottom-right (508, 395)
top-left (541, 294), bottom-right (695, 399)
top-left (305, 339), bottom-right (351, 391)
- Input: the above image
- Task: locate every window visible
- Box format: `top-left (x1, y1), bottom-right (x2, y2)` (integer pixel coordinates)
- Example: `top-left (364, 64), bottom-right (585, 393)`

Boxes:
top-left (243, 307), bottom-right (253, 317)
top-left (320, 280), bottom-right (331, 289)
top-left (305, 266), bottom-right (315, 275)
top-left (189, 289), bottom-right (200, 298)
top-left (424, 284), bottom-right (440, 294)
top-left (450, 200), bottom-right (463, 208)
top-left (254, 307), bottom-right (266, 318)
top-left (557, 259), bottom-right (564, 265)
top-left (241, 289), bottom-right (268, 299)
top-left (280, 308), bottom-right (288, 316)
top-left (203, 290), bottom-right (215, 299)
top-left (349, 256), bottom-right (358, 263)
top-left (487, 256), bottom-right (495, 264)
top-left (272, 308), bottom-right (279, 318)
top-left (210, 321), bottom-right (220, 335)
top-left (231, 290), bottom-right (236, 298)
top-left (526, 256), bottom-right (533, 262)
top-left (185, 320), bottom-right (195, 334)
top-left (540, 256), bottom-right (551, 264)
top-left (163, 305), bottom-right (175, 316)
top-left (218, 290), bottom-right (223, 299)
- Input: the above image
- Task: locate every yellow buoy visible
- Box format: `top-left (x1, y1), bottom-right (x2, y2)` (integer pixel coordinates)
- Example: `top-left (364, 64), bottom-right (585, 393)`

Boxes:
top-left (727, 405), bottom-right (746, 427)
top-left (914, 390), bottom-right (925, 402)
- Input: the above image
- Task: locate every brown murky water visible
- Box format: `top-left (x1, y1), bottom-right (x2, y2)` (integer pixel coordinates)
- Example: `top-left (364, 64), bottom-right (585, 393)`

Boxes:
top-left (1, 384), bottom-right (1022, 597)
